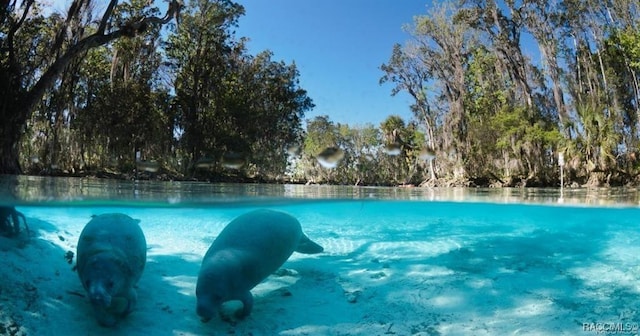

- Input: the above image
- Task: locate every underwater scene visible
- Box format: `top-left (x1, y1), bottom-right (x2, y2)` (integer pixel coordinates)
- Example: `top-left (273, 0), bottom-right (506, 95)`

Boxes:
top-left (1, 177), bottom-right (640, 335)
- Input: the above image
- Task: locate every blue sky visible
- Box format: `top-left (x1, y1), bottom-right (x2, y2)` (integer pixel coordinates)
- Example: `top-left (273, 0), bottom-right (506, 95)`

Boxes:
top-left (235, 0), bottom-right (430, 127)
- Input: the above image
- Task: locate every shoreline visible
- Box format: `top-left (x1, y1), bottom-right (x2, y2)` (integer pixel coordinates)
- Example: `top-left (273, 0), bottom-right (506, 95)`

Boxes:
top-left (6, 170), bottom-right (640, 189)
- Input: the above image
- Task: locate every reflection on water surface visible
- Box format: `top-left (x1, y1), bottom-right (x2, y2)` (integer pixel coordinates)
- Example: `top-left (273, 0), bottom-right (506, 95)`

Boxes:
top-left (1, 175), bottom-right (639, 207)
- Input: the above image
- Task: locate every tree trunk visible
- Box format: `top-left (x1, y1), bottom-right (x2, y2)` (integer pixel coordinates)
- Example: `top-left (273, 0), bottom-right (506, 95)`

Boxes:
top-left (0, 112), bottom-right (24, 174)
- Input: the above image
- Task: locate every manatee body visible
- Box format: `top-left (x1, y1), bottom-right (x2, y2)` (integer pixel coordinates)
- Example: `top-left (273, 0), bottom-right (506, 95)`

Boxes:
top-left (196, 209), bottom-right (323, 322)
top-left (76, 213), bottom-right (147, 327)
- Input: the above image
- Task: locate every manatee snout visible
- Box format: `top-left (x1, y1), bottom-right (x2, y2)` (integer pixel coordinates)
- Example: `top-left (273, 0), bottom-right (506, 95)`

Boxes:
top-left (196, 299), bottom-right (216, 322)
top-left (89, 285), bottom-right (112, 307)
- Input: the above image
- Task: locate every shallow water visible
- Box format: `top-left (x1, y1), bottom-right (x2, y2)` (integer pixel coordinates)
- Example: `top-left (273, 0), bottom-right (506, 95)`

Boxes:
top-left (3, 175), bottom-right (640, 206)
top-left (1, 176), bottom-right (640, 335)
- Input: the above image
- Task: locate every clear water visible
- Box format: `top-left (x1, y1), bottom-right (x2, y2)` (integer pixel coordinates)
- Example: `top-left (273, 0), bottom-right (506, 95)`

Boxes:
top-left (1, 176), bottom-right (640, 335)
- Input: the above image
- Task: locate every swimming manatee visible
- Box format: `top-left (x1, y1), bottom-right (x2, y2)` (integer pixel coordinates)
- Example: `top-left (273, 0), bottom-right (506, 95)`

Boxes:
top-left (76, 213), bottom-right (147, 327)
top-left (196, 209), bottom-right (323, 322)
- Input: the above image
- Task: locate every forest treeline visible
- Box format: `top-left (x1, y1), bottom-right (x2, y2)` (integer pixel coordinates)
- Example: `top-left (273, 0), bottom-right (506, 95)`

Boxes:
top-left (1, 0), bottom-right (640, 187)
top-left (379, 0), bottom-right (640, 187)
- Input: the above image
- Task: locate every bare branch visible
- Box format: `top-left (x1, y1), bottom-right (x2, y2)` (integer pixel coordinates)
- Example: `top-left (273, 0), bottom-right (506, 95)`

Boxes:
top-left (98, 0), bottom-right (118, 34)
top-left (25, 0), bottom-right (182, 114)
top-left (9, 0), bottom-right (34, 37)
top-left (149, 0), bottom-right (182, 26)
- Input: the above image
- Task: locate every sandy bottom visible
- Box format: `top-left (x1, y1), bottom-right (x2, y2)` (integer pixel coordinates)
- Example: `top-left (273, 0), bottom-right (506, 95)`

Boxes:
top-left (1, 203), bottom-right (640, 335)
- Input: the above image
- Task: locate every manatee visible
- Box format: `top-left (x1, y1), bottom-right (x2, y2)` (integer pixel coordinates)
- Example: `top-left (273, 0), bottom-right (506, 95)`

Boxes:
top-left (196, 209), bottom-right (323, 322)
top-left (76, 213), bottom-right (147, 327)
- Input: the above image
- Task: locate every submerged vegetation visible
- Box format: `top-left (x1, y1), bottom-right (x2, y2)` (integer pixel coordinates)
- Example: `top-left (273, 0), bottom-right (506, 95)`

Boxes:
top-left (0, 205), bottom-right (28, 237)
top-left (1, 0), bottom-right (640, 187)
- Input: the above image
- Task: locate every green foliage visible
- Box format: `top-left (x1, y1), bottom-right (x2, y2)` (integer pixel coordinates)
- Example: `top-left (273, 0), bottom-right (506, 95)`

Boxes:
top-left (490, 106), bottom-right (561, 152)
top-left (296, 115), bottom-right (427, 185)
top-left (165, 0), bottom-right (312, 178)
top-left (378, 0), bottom-right (640, 186)
top-left (616, 28), bottom-right (640, 70)
top-left (1, 3), bottom-right (49, 98)
top-left (303, 116), bottom-right (340, 157)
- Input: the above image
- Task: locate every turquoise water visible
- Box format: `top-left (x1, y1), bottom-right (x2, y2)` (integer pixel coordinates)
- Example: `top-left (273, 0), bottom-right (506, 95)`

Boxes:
top-left (1, 176), bottom-right (640, 335)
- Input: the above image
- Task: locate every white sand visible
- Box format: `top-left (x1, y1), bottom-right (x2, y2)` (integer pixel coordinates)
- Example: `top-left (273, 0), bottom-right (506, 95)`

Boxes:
top-left (1, 203), bottom-right (640, 335)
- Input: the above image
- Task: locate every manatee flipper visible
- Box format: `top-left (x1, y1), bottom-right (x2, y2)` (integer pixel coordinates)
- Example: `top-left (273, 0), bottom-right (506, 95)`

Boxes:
top-left (295, 234), bottom-right (323, 254)
top-left (236, 291), bottom-right (254, 318)
top-left (108, 297), bottom-right (131, 316)
top-left (108, 288), bottom-right (136, 317)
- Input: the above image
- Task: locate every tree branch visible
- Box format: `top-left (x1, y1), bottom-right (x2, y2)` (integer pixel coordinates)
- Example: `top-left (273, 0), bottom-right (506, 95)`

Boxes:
top-left (24, 0), bottom-right (182, 114)
top-left (98, 0), bottom-right (118, 35)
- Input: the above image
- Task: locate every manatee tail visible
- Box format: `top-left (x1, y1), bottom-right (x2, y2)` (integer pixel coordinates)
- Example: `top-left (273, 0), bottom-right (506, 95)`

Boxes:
top-left (296, 234), bottom-right (324, 254)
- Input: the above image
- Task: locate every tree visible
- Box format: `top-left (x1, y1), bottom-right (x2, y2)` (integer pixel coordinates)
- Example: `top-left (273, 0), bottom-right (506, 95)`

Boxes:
top-left (378, 115), bottom-right (424, 185)
top-left (166, 0), bottom-right (312, 179)
top-left (380, 44), bottom-right (438, 182)
top-left (383, 0), bottom-right (575, 186)
top-left (0, 0), bottom-right (181, 174)
top-left (241, 51), bottom-right (314, 180)
top-left (165, 0), bottom-right (245, 173)
top-left (340, 123), bottom-right (381, 185)
top-left (299, 115), bottom-right (342, 183)
top-left (522, 0), bottom-right (570, 130)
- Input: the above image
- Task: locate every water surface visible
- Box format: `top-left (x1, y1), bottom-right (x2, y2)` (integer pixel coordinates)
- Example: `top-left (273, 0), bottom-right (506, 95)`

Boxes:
top-left (1, 176), bottom-right (639, 335)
